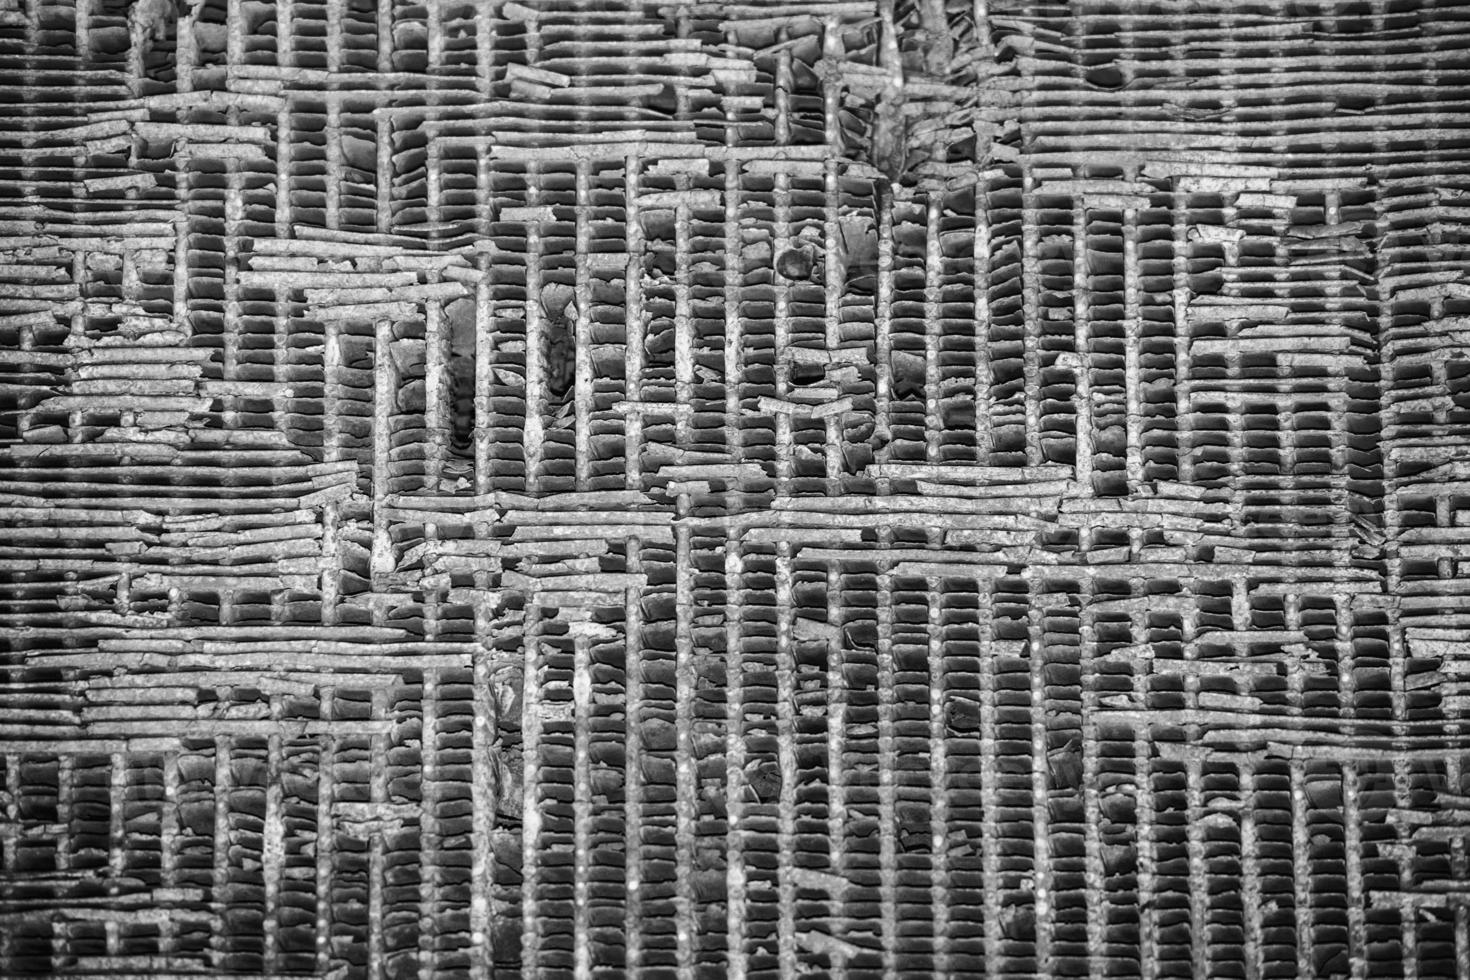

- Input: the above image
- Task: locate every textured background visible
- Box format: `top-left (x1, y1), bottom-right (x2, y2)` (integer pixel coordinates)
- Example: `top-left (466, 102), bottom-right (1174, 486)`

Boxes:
top-left (3, 0), bottom-right (1470, 977)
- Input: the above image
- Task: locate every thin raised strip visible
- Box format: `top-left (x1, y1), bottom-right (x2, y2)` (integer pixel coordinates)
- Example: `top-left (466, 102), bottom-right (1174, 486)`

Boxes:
top-left (876, 545), bottom-right (899, 976)
top-left (1384, 612), bottom-right (1417, 978)
top-left (773, 44), bottom-right (795, 492)
top-left (0, 756), bottom-right (14, 966)
top-left (325, 100), bottom-right (343, 231)
top-left (420, 670), bottom-right (441, 980)
top-left (874, 181), bottom-right (896, 463)
top-left (675, 506), bottom-right (699, 979)
top-left (371, 315), bottom-right (394, 583)
top-left (1171, 184), bottom-right (1194, 486)
top-left (426, 0), bottom-right (443, 69)
top-left (1283, 594), bottom-right (1315, 980)
top-left (1018, 165), bottom-right (1044, 468)
top-left (108, 751), bottom-right (125, 957)
top-left (1291, 753), bottom-right (1314, 980)
top-left (1186, 589), bottom-right (1209, 980)
top-left (222, 32), bottom-right (244, 409)
top-left (73, 0), bottom-right (89, 58)
top-left (923, 195), bottom-right (943, 464)
top-left (724, 113), bottom-right (744, 467)
top-left (212, 736), bottom-right (233, 971)
top-left (55, 756), bottom-right (76, 972)
top-left (521, 607), bottom-right (545, 976)
top-left (381, 117), bottom-right (399, 238)
top-left (574, 161), bottom-right (594, 490)
top-left (473, 271), bottom-right (493, 495)
top-left (624, 157), bottom-right (645, 492)
top-left (625, 538), bottom-right (648, 977)
top-left (978, 587), bottom-right (1002, 980)
top-left (263, 730), bottom-right (285, 971)
top-left (973, 183), bottom-right (994, 463)
top-left (826, 561), bottom-right (850, 980)
top-left (725, 525), bottom-right (749, 980)
top-left (476, 1), bottom-right (494, 94)
top-left (159, 753), bottom-right (181, 958)
top-left (674, 175), bottom-right (696, 451)
top-left (1079, 581), bottom-right (1105, 980)
top-left (927, 572), bottom-right (951, 976)
top-left (524, 166), bottom-right (547, 494)
top-left (469, 646), bottom-right (496, 980)
top-left (1369, 167), bottom-right (1416, 980)
top-left (1121, 205), bottom-right (1144, 489)
top-left (1443, 486), bottom-right (1470, 980)
top-left (375, 0), bottom-right (392, 70)
top-left (1027, 582), bottom-right (1054, 975)
top-left (1132, 597), bottom-right (1159, 980)
top-left (1240, 752), bottom-right (1264, 980)
top-left (1335, 593), bottom-right (1367, 980)
top-left (572, 631), bottom-right (594, 980)
top-left (822, 16), bottom-right (844, 491)
top-left (424, 278), bottom-right (448, 492)
top-left (1073, 201), bottom-right (1094, 490)
top-left (325, 0), bottom-right (342, 72)
top-left (369, 689), bottom-right (389, 980)
top-left (316, 692), bottom-right (337, 977)
top-left (775, 544), bottom-right (799, 979)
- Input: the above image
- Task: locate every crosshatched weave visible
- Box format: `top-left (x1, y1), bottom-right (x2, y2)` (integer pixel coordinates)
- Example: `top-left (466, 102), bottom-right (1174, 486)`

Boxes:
top-left (3, 0), bottom-right (1470, 978)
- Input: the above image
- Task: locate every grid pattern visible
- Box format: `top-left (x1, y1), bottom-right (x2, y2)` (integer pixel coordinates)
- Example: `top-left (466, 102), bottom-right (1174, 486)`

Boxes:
top-left (4, 0), bottom-right (1470, 978)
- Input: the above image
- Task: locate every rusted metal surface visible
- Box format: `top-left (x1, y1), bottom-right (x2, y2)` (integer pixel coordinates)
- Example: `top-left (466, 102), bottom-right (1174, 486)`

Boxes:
top-left (3, 0), bottom-right (1470, 977)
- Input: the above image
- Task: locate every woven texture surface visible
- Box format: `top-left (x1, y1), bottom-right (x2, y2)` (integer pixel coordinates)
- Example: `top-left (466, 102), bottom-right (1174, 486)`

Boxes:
top-left (4, 0), bottom-right (1470, 977)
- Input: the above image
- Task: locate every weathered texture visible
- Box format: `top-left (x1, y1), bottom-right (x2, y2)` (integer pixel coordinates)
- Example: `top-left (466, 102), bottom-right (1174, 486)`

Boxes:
top-left (3, 0), bottom-right (1470, 978)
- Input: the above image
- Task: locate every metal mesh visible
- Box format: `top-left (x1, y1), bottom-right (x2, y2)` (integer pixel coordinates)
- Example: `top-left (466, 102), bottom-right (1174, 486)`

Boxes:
top-left (3, 0), bottom-right (1470, 977)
